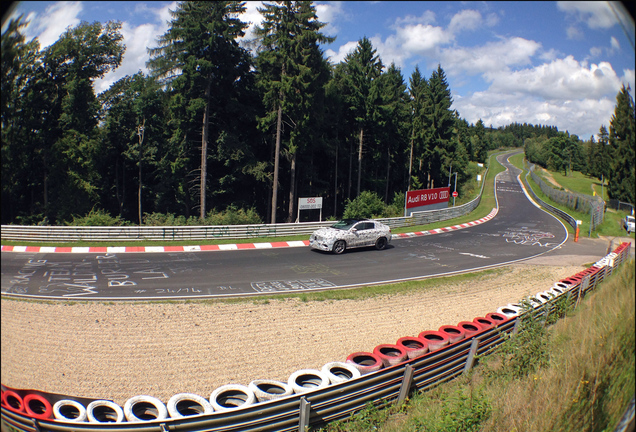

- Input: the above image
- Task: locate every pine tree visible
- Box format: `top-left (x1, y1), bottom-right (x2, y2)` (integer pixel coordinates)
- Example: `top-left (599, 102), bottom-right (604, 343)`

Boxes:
top-left (424, 65), bottom-right (454, 188)
top-left (608, 84), bottom-right (635, 204)
top-left (255, 1), bottom-right (334, 223)
top-left (147, 1), bottom-right (252, 220)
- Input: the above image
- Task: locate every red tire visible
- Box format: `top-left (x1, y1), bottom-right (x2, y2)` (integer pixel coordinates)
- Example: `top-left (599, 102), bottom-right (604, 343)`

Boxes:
top-left (2, 390), bottom-right (24, 412)
top-left (24, 394), bottom-right (53, 420)
top-left (485, 312), bottom-right (508, 324)
top-left (345, 352), bottom-right (383, 374)
top-left (438, 325), bottom-right (466, 343)
top-left (396, 336), bottom-right (429, 359)
top-left (457, 321), bottom-right (483, 338)
top-left (372, 344), bottom-right (408, 367)
top-left (473, 316), bottom-right (495, 329)
top-left (418, 330), bottom-right (450, 352)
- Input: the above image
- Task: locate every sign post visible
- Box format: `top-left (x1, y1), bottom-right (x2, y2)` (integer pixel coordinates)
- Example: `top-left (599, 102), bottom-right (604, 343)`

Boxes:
top-left (297, 197), bottom-right (323, 222)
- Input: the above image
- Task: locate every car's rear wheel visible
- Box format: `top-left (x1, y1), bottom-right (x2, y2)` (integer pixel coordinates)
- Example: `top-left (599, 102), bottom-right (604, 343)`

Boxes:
top-left (333, 240), bottom-right (346, 254)
top-left (375, 237), bottom-right (387, 250)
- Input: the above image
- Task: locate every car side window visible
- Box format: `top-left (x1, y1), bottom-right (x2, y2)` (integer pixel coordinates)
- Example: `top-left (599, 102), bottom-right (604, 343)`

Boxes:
top-left (356, 222), bottom-right (373, 231)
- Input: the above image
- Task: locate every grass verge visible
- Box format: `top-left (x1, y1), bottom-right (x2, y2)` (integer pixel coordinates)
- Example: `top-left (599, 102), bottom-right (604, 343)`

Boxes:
top-left (319, 259), bottom-right (635, 432)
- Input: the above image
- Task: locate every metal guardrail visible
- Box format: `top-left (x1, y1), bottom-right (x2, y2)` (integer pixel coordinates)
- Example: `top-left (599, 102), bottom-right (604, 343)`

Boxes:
top-left (522, 167), bottom-right (578, 229)
top-left (525, 162), bottom-right (604, 231)
top-left (0, 167), bottom-right (487, 243)
top-left (2, 243), bottom-right (632, 432)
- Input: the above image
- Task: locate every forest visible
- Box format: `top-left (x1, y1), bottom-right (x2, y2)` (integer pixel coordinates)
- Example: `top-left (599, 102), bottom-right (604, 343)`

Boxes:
top-left (2, 1), bottom-right (634, 226)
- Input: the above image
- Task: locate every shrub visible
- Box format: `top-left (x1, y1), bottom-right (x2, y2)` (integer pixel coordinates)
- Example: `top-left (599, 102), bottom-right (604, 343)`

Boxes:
top-left (204, 205), bottom-right (263, 225)
top-left (343, 191), bottom-right (394, 219)
top-left (67, 208), bottom-right (129, 226)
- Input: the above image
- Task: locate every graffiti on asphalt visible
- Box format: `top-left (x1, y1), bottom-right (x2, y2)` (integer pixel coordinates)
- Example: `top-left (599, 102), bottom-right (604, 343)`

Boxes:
top-left (251, 278), bottom-right (336, 293)
top-left (502, 228), bottom-right (556, 247)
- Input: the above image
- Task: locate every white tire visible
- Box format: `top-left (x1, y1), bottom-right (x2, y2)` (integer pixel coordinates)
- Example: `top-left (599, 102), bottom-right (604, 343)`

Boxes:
top-left (321, 362), bottom-right (361, 384)
top-left (535, 292), bottom-right (553, 303)
top-left (123, 395), bottom-right (168, 422)
top-left (53, 400), bottom-right (87, 422)
top-left (287, 369), bottom-right (330, 394)
top-left (210, 385), bottom-right (255, 412)
top-left (167, 393), bottom-right (213, 418)
top-left (497, 304), bottom-right (523, 317)
top-left (86, 400), bottom-right (125, 423)
top-left (248, 380), bottom-right (293, 402)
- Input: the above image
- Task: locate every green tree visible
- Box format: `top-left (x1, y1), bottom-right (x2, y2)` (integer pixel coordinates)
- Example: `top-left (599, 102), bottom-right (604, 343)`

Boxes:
top-left (424, 65), bottom-right (455, 188)
top-left (407, 65), bottom-right (428, 190)
top-left (340, 37), bottom-right (384, 197)
top-left (1, 16), bottom-right (42, 224)
top-left (608, 84), bottom-right (635, 204)
top-left (147, 1), bottom-right (252, 220)
top-left (255, 0), bottom-right (334, 223)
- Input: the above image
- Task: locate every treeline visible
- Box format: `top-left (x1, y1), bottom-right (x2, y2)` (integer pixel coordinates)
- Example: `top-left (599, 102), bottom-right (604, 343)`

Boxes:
top-left (2, 2), bottom-right (632, 226)
top-left (524, 84), bottom-right (635, 206)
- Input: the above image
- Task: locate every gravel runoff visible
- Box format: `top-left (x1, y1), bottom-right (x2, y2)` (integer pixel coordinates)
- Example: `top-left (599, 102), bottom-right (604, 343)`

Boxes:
top-left (0, 262), bottom-right (589, 408)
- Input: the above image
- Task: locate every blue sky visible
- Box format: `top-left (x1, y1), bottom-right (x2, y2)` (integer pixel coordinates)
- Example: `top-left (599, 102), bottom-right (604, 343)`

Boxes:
top-left (3, 1), bottom-right (635, 140)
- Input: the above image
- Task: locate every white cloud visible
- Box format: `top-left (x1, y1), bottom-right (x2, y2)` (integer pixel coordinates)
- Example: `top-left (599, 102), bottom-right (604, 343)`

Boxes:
top-left (314, 1), bottom-right (346, 37)
top-left (441, 37), bottom-right (541, 77)
top-left (448, 9), bottom-right (482, 34)
top-left (324, 40), bottom-right (359, 64)
top-left (557, 1), bottom-right (621, 30)
top-left (487, 56), bottom-right (621, 101)
top-left (20, 1), bottom-right (83, 48)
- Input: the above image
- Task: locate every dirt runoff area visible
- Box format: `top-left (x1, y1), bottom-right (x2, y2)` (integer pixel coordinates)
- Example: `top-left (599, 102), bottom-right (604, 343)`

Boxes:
top-left (1, 263), bottom-right (589, 407)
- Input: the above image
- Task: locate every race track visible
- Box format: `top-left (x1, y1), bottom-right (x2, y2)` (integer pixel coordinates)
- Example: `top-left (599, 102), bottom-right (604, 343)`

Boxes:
top-left (1, 153), bottom-right (569, 301)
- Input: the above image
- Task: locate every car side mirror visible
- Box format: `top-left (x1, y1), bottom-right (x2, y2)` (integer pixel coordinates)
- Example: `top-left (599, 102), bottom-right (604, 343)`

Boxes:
top-left (350, 228), bottom-right (357, 232)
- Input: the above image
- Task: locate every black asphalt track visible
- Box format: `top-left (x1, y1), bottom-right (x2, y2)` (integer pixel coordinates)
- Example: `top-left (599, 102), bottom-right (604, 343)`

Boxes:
top-left (1, 153), bottom-right (575, 301)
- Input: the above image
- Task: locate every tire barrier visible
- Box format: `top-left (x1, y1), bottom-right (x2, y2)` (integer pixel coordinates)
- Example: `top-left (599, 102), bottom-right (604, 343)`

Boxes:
top-left (86, 400), bottom-right (125, 423)
top-left (497, 304), bottom-right (523, 317)
top-left (438, 325), bottom-right (466, 343)
top-left (123, 395), bottom-right (168, 422)
top-left (457, 321), bottom-right (484, 338)
top-left (52, 400), bottom-right (87, 422)
top-left (396, 336), bottom-right (429, 359)
top-left (248, 380), bottom-right (293, 402)
top-left (166, 393), bottom-right (213, 418)
top-left (23, 394), bottom-right (52, 420)
top-left (1, 242), bottom-right (630, 432)
top-left (474, 316), bottom-right (495, 329)
top-left (418, 330), bottom-right (450, 352)
top-left (345, 352), bottom-right (384, 375)
top-left (485, 312), bottom-right (508, 324)
top-left (372, 344), bottom-right (408, 367)
top-left (209, 385), bottom-right (255, 412)
top-left (1, 391), bottom-right (24, 413)
top-left (321, 362), bottom-right (361, 384)
top-left (287, 370), bottom-right (330, 394)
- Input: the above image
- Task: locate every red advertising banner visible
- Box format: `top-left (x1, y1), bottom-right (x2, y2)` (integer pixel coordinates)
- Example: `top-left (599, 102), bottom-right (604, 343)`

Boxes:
top-left (406, 187), bottom-right (451, 209)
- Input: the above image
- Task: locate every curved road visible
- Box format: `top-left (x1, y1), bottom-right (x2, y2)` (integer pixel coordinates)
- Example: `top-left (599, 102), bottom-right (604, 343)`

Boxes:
top-left (1, 153), bottom-right (569, 301)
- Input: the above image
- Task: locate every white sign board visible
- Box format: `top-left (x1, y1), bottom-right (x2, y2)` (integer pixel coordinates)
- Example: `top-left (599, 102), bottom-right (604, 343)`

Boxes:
top-left (298, 197), bottom-right (323, 210)
top-left (297, 197), bottom-right (323, 222)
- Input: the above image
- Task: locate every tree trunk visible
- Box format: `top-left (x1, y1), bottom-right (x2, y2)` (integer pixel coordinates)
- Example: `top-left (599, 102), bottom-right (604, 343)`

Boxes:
top-left (357, 127), bottom-right (363, 196)
top-left (270, 103), bottom-right (282, 224)
top-left (287, 152), bottom-right (297, 222)
top-left (200, 83), bottom-right (211, 221)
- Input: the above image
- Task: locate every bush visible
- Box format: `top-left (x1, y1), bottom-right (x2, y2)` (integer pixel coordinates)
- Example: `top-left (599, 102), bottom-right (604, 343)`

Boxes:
top-left (67, 208), bottom-right (130, 226)
top-left (204, 205), bottom-right (263, 225)
top-left (343, 191), bottom-right (402, 219)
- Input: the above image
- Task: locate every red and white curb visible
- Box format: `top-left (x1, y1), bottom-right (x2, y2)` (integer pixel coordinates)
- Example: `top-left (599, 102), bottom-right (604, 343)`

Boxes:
top-left (1, 208), bottom-right (498, 254)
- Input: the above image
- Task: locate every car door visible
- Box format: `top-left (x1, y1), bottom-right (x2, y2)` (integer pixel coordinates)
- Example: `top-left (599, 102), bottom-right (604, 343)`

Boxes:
top-left (353, 222), bottom-right (375, 247)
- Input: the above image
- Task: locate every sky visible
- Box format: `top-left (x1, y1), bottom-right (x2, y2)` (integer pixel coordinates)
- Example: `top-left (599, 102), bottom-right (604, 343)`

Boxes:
top-left (3, 1), bottom-right (635, 141)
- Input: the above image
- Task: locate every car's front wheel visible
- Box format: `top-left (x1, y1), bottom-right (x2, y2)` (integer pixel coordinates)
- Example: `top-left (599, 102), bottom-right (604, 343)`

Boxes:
top-left (332, 240), bottom-right (346, 254)
top-left (375, 237), bottom-right (388, 250)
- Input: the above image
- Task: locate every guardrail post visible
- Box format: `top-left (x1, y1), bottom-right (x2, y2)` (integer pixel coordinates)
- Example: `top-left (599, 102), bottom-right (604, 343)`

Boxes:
top-left (463, 339), bottom-right (481, 374)
top-left (512, 318), bottom-right (521, 336)
top-left (160, 423), bottom-right (169, 432)
top-left (299, 396), bottom-right (311, 431)
top-left (397, 364), bottom-right (415, 404)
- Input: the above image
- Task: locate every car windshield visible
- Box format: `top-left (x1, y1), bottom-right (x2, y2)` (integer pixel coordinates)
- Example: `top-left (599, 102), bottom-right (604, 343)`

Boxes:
top-left (331, 219), bottom-right (359, 230)
top-left (628, 216), bottom-right (634, 222)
